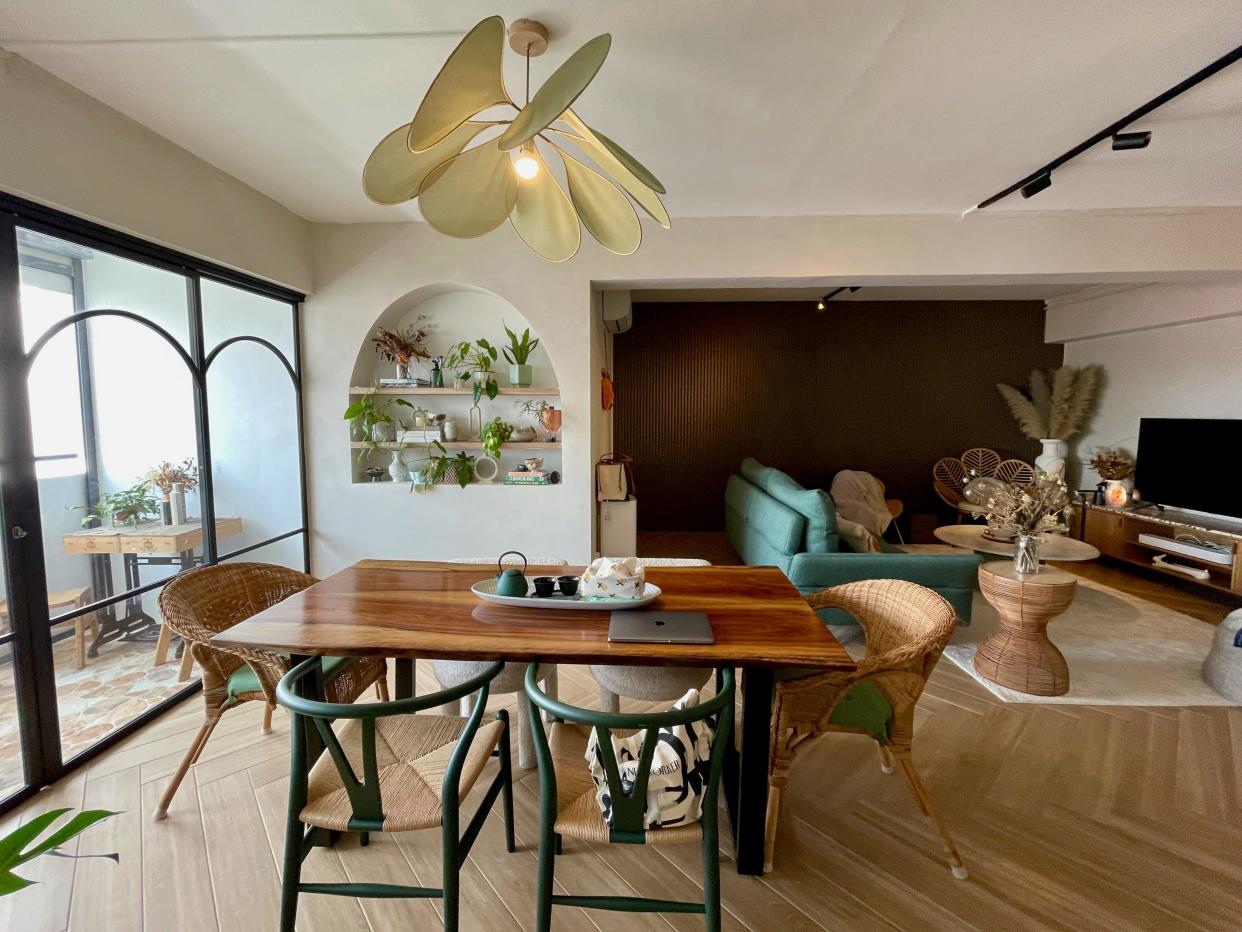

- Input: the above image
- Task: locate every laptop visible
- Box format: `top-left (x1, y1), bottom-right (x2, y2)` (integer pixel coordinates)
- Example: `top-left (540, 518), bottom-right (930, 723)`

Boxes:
top-left (607, 611), bottom-right (715, 644)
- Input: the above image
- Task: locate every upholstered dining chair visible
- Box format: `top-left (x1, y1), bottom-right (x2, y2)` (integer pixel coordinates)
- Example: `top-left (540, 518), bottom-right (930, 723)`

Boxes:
top-left (276, 657), bottom-right (514, 932)
top-left (591, 558), bottom-right (713, 713)
top-left (152, 562), bottom-right (388, 821)
top-left (524, 663), bottom-right (735, 932)
top-left (764, 579), bottom-right (968, 879)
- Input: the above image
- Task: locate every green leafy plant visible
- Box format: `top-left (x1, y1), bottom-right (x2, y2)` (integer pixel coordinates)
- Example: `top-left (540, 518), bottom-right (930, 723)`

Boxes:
top-left (501, 323), bottom-right (539, 366)
top-left (997, 366), bottom-right (1102, 440)
top-left (516, 398), bottom-right (554, 427)
top-left (445, 339), bottom-right (499, 404)
top-left (1, 808), bottom-right (116, 897)
top-left (411, 442), bottom-right (474, 490)
top-left (79, 483), bottom-right (160, 527)
top-left (480, 418), bottom-right (513, 460)
top-left (344, 391), bottom-right (414, 461)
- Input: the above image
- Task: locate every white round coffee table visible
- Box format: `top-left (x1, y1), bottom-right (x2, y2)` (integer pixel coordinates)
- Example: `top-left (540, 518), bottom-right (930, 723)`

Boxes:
top-left (933, 525), bottom-right (1099, 562)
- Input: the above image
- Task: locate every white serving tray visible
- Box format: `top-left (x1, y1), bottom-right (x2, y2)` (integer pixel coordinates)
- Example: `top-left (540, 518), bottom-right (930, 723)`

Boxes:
top-left (471, 578), bottom-right (661, 610)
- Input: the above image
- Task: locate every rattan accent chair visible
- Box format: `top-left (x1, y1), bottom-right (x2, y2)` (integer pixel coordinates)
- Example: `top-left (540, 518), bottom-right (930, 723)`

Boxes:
top-left (277, 657), bottom-right (514, 932)
top-left (995, 458), bottom-right (1036, 484)
top-left (960, 447), bottom-right (1001, 477)
top-left (525, 663), bottom-right (735, 932)
top-left (765, 580), bottom-right (968, 879)
top-left (152, 562), bottom-right (388, 821)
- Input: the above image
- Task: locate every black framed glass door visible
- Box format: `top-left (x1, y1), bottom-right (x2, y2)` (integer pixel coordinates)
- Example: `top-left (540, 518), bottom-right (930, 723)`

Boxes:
top-left (0, 194), bottom-right (308, 811)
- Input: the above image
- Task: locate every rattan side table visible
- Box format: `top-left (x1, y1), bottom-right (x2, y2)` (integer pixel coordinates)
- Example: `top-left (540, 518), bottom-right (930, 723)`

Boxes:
top-left (974, 562), bottom-right (1078, 696)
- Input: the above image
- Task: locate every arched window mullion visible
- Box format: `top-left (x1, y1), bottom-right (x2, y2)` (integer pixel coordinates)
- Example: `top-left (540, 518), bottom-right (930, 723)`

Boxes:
top-left (203, 335), bottom-right (297, 385)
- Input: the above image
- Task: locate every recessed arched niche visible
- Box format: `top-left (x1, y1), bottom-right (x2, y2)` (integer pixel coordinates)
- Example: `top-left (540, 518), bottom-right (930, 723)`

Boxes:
top-left (346, 284), bottom-right (561, 486)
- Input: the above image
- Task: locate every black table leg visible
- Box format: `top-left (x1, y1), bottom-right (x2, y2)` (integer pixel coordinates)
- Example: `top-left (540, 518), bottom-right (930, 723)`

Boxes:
top-left (728, 666), bottom-right (773, 875)
top-left (395, 657), bottom-right (414, 700)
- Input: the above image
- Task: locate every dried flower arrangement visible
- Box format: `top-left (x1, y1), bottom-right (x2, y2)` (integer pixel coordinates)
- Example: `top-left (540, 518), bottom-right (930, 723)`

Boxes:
top-left (371, 316), bottom-right (431, 366)
top-left (996, 365), bottom-right (1102, 440)
top-left (144, 458), bottom-right (199, 499)
top-left (981, 471), bottom-right (1075, 536)
top-left (1087, 447), bottom-right (1135, 481)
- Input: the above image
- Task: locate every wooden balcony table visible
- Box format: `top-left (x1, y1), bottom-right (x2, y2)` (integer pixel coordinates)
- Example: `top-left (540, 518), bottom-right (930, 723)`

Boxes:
top-left (212, 559), bottom-right (854, 875)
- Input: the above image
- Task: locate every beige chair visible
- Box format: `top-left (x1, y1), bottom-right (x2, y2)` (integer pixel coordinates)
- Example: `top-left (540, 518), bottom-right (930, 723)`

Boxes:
top-left (764, 579), bottom-right (967, 879)
top-left (152, 562), bottom-right (388, 821)
top-left (0, 586), bottom-right (97, 670)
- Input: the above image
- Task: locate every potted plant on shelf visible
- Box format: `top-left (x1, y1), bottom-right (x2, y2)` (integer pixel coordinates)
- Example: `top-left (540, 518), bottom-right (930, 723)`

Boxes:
top-left (371, 316), bottom-right (431, 381)
top-left (410, 442), bottom-right (475, 491)
top-left (480, 417), bottom-right (513, 459)
top-left (996, 365), bottom-right (1102, 478)
top-left (1087, 447), bottom-right (1135, 509)
top-left (517, 398), bottom-right (561, 441)
top-left (344, 391), bottom-right (414, 460)
top-left (102, 483), bottom-right (161, 527)
top-left (501, 323), bottom-right (539, 387)
top-left (445, 339), bottom-right (500, 403)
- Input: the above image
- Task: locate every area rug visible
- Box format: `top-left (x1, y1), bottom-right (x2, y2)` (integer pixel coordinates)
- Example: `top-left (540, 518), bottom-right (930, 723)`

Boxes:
top-left (943, 576), bottom-right (1235, 706)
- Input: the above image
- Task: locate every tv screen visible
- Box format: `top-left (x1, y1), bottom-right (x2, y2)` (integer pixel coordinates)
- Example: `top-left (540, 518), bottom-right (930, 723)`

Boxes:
top-left (1135, 418), bottom-right (1242, 520)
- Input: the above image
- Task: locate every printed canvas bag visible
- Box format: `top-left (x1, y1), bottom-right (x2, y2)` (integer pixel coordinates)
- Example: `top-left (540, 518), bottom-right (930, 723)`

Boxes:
top-left (584, 688), bottom-right (715, 830)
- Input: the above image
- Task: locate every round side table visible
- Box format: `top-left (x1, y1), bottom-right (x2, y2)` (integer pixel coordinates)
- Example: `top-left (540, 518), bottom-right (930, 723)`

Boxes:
top-left (974, 562), bottom-right (1078, 696)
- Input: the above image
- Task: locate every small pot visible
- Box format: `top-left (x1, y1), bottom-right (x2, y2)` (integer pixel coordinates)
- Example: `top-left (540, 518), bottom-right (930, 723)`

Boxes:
top-left (557, 575), bottom-right (580, 596)
top-left (524, 457), bottom-right (544, 471)
top-left (509, 364), bottom-right (533, 387)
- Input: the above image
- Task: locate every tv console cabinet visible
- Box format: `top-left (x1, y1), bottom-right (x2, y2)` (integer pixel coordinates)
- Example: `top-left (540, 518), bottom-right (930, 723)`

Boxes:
top-left (1078, 503), bottom-right (1242, 596)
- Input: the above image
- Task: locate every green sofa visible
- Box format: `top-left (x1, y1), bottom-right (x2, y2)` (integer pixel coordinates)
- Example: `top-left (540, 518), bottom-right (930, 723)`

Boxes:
top-left (725, 458), bottom-right (979, 624)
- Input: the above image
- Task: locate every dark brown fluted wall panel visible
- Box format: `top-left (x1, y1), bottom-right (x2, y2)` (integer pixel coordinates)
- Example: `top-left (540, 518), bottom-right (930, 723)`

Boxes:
top-left (613, 300), bottom-right (1063, 531)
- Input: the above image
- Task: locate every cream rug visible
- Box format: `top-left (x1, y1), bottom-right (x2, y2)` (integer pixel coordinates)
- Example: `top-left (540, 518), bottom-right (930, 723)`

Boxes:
top-left (943, 575), bottom-right (1235, 706)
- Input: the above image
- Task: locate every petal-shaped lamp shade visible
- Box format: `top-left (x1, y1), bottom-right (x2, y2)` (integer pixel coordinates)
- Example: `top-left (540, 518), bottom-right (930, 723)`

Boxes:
top-left (363, 121), bottom-right (491, 205)
top-left (407, 16), bottom-right (511, 153)
top-left (552, 110), bottom-right (670, 228)
top-left (509, 145), bottom-right (581, 262)
top-left (498, 33), bottom-right (611, 151)
top-left (557, 146), bottom-right (641, 256)
top-left (418, 138), bottom-right (518, 238)
top-left (590, 126), bottom-right (665, 194)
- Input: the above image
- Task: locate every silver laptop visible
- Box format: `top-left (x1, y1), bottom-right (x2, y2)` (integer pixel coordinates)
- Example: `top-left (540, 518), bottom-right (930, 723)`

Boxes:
top-left (608, 611), bottom-right (715, 644)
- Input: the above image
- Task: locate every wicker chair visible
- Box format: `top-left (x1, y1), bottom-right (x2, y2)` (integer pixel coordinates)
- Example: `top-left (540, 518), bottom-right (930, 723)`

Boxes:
top-left (152, 562), bottom-right (388, 821)
top-left (995, 458), bottom-right (1035, 484)
top-left (960, 447), bottom-right (1001, 477)
top-left (764, 580), bottom-right (967, 879)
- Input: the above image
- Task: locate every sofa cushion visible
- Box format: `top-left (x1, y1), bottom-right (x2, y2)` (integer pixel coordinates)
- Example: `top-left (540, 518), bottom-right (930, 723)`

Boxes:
top-left (725, 475), bottom-right (805, 569)
top-left (740, 460), bottom-right (838, 553)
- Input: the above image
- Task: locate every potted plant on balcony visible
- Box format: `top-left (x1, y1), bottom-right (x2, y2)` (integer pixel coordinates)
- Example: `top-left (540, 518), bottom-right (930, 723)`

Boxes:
top-left (501, 323), bottom-right (539, 387)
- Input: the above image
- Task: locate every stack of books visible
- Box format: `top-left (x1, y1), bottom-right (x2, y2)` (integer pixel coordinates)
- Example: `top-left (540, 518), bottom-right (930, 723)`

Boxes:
top-left (503, 469), bottom-right (557, 486)
top-left (396, 426), bottom-right (444, 443)
top-left (378, 377), bottom-right (429, 387)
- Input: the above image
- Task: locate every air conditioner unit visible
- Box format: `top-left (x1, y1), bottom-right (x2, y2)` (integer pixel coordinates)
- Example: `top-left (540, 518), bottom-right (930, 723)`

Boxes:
top-left (601, 290), bottom-right (632, 334)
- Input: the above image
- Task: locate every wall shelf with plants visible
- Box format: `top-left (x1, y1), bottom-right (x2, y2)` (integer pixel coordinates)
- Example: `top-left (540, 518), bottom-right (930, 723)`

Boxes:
top-left (347, 310), bottom-right (563, 488)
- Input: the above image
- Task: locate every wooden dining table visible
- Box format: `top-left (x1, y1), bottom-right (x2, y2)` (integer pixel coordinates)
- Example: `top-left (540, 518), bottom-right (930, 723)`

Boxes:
top-left (212, 559), bottom-right (854, 875)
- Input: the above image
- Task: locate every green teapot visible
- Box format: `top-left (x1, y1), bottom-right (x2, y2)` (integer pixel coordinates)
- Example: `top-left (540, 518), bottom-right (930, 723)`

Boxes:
top-left (495, 551), bottom-right (529, 597)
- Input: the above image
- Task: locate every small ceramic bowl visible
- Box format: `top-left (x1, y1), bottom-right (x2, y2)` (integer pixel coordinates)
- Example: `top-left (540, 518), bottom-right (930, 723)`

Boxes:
top-left (532, 576), bottom-right (556, 597)
top-left (524, 457), bottom-right (544, 471)
top-left (557, 575), bottom-right (580, 596)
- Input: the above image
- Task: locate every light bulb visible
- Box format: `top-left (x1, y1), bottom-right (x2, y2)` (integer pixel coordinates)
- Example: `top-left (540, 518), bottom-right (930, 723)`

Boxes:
top-left (513, 146), bottom-right (540, 180)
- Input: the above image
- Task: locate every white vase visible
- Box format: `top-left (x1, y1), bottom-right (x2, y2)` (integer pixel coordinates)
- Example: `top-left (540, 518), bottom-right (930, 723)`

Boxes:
top-left (1034, 439), bottom-right (1068, 478)
top-left (388, 450), bottom-right (410, 483)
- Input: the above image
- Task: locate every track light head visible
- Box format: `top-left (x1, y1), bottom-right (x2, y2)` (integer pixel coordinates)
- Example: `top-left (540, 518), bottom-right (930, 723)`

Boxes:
top-left (1020, 171), bottom-right (1052, 198)
top-left (1112, 130), bottom-right (1152, 151)
top-left (816, 298), bottom-right (825, 311)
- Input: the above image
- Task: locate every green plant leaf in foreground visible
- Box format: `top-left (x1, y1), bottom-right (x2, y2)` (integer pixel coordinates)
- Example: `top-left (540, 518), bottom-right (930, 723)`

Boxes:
top-left (0, 808), bottom-right (117, 897)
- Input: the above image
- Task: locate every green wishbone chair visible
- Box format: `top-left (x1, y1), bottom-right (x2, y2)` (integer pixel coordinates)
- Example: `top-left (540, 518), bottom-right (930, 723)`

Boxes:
top-left (276, 656), bottom-right (515, 932)
top-left (524, 663), bottom-right (735, 932)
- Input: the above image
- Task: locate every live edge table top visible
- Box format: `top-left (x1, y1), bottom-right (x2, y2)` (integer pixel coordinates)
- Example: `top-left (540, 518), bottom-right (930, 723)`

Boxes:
top-left (213, 559), bottom-right (853, 671)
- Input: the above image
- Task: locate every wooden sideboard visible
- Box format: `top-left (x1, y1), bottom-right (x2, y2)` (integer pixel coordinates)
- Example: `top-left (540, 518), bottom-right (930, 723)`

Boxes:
top-left (1079, 503), bottom-right (1242, 595)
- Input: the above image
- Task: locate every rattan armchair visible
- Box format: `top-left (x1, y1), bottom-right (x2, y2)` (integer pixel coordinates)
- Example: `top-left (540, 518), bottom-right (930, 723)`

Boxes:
top-left (152, 562), bottom-right (388, 821)
top-left (765, 579), bottom-right (968, 878)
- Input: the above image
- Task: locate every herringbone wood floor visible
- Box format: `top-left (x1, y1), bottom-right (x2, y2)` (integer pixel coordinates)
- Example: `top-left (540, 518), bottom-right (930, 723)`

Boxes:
top-left (2, 656), bottom-right (1239, 932)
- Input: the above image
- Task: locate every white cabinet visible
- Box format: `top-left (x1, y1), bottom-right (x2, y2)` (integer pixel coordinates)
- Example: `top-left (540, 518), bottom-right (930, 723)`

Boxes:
top-left (598, 498), bottom-right (637, 556)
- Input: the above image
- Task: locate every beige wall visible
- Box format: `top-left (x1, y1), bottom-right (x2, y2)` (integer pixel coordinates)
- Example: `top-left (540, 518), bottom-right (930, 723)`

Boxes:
top-left (304, 210), bottom-right (1242, 571)
top-left (0, 51), bottom-right (312, 291)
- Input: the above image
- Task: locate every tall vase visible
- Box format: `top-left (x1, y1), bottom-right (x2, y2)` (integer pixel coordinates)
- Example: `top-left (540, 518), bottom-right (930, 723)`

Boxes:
top-left (396, 361), bottom-right (411, 380)
top-left (1034, 439), bottom-right (1068, 478)
top-left (1014, 533), bottom-right (1041, 575)
top-left (171, 482), bottom-right (188, 524)
top-left (388, 450), bottom-right (410, 483)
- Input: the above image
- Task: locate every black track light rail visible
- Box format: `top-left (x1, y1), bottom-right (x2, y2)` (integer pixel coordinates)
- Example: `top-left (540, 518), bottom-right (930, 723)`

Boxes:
top-left (974, 41), bottom-right (1242, 210)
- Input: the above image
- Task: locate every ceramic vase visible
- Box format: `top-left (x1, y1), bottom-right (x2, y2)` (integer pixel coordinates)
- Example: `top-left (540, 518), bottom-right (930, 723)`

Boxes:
top-left (509, 364), bottom-right (533, 387)
top-left (1013, 533), bottom-right (1041, 575)
top-left (1034, 438), bottom-right (1068, 478)
top-left (388, 450), bottom-right (410, 483)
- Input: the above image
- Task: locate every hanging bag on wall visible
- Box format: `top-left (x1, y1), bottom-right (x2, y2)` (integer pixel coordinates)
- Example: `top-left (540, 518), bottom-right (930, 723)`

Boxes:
top-left (596, 453), bottom-right (636, 501)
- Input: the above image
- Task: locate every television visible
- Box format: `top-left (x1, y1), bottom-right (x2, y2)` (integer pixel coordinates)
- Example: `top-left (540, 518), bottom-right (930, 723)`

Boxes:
top-left (1134, 418), bottom-right (1242, 520)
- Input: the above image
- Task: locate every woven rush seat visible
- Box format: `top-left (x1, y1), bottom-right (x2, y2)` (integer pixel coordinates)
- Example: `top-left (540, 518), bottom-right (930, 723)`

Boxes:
top-left (547, 722), bottom-right (702, 847)
top-left (302, 714), bottom-right (504, 833)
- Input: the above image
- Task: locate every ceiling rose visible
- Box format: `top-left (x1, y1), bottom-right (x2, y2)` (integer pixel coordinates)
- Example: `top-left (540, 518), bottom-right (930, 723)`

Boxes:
top-left (363, 15), bottom-right (669, 261)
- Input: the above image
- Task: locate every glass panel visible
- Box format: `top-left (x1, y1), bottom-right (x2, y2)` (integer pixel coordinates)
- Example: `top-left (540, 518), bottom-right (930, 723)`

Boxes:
top-left (17, 230), bottom-right (201, 762)
top-left (201, 278), bottom-right (296, 362)
top-left (0, 638), bottom-right (25, 801)
top-left (221, 534), bottom-right (306, 572)
top-left (206, 338), bottom-right (302, 554)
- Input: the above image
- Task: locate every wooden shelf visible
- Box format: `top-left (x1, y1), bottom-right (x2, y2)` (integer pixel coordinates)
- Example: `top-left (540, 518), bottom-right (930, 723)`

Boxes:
top-left (1128, 539), bottom-right (1235, 571)
top-left (351, 441), bottom-right (561, 451)
top-left (349, 386), bottom-right (559, 396)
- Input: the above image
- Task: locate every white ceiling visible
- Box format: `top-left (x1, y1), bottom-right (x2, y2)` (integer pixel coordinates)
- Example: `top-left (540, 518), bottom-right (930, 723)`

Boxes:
top-left (3, 1), bottom-right (1242, 223)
